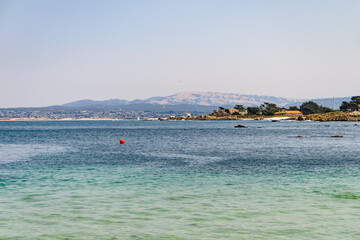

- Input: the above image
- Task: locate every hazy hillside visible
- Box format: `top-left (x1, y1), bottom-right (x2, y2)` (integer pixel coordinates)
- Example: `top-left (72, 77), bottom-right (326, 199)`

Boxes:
top-left (57, 103), bottom-right (217, 113)
top-left (62, 99), bottom-right (130, 108)
top-left (309, 97), bottom-right (351, 109)
top-left (144, 92), bottom-right (305, 106)
top-left (1, 93), bottom-right (355, 119)
top-left (60, 92), bottom-right (305, 108)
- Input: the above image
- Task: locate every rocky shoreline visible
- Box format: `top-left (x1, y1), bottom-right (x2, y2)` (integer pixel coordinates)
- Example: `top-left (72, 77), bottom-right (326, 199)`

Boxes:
top-left (1, 113), bottom-right (359, 122)
top-left (161, 112), bottom-right (360, 122)
top-left (298, 112), bottom-right (360, 121)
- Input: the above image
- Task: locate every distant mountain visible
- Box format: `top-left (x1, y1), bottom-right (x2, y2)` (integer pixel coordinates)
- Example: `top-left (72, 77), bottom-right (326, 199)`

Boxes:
top-left (309, 97), bottom-right (351, 109)
top-left (61, 99), bottom-right (130, 108)
top-left (59, 91), bottom-right (305, 109)
top-left (59, 103), bottom-right (217, 113)
top-left (1, 92), bottom-right (355, 119)
top-left (144, 92), bottom-right (305, 106)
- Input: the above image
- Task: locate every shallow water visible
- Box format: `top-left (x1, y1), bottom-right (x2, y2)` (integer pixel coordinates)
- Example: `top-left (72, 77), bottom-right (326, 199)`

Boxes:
top-left (0, 120), bottom-right (360, 239)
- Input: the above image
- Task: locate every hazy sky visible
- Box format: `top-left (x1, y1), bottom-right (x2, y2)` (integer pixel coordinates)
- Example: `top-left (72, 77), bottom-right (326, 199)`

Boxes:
top-left (1, 0), bottom-right (359, 107)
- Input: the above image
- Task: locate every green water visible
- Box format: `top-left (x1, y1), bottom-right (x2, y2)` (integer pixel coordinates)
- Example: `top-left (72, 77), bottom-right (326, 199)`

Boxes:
top-left (0, 120), bottom-right (360, 239)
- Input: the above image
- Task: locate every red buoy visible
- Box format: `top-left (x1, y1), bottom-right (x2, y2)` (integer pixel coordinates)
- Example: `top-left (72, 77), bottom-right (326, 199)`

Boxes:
top-left (120, 139), bottom-right (125, 144)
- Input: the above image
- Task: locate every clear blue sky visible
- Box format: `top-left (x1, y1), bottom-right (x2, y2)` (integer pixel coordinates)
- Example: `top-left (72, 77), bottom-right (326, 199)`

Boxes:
top-left (1, 0), bottom-right (359, 107)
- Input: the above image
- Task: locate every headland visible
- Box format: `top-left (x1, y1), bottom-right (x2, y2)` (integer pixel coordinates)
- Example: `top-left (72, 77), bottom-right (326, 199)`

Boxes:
top-left (160, 112), bottom-right (360, 122)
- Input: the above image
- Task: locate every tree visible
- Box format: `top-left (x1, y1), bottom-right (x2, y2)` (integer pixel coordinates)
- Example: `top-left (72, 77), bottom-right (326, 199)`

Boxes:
top-left (234, 104), bottom-right (245, 111)
top-left (288, 106), bottom-right (299, 110)
top-left (300, 101), bottom-right (334, 115)
top-left (260, 102), bottom-right (281, 116)
top-left (351, 96), bottom-right (360, 104)
top-left (340, 96), bottom-right (360, 112)
top-left (340, 101), bottom-right (358, 112)
top-left (247, 107), bottom-right (261, 115)
top-left (300, 101), bottom-right (319, 114)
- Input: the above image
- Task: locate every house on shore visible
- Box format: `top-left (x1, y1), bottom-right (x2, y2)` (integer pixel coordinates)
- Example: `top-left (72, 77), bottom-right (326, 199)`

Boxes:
top-left (229, 108), bottom-right (248, 115)
top-left (275, 109), bottom-right (303, 116)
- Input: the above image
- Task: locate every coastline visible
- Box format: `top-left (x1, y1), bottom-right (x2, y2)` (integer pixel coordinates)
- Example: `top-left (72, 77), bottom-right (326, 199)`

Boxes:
top-left (1, 113), bottom-right (359, 122)
top-left (160, 115), bottom-right (294, 121)
top-left (0, 118), bottom-right (125, 121)
top-left (161, 112), bottom-right (360, 122)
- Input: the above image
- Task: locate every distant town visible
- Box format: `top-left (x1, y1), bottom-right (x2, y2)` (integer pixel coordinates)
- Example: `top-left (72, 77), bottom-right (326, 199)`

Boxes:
top-left (0, 108), bottom-right (202, 120)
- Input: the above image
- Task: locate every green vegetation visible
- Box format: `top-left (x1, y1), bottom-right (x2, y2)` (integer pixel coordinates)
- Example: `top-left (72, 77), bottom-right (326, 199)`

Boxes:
top-left (218, 102), bottom-right (283, 116)
top-left (340, 96), bottom-right (360, 112)
top-left (299, 101), bottom-right (334, 115)
top-left (216, 96), bottom-right (360, 117)
top-left (247, 107), bottom-right (261, 115)
top-left (234, 105), bottom-right (245, 111)
top-left (288, 106), bottom-right (299, 110)
top-left (260, 102), bottom-right (281, 116)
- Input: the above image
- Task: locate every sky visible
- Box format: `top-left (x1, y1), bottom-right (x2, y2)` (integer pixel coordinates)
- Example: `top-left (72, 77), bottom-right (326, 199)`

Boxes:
top-left (0, 0), bottom-right (359, 107)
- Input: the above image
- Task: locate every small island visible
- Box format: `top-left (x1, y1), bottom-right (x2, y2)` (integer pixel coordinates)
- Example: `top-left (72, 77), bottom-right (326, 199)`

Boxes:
top-left (162, 96), bottom-right (360, 122)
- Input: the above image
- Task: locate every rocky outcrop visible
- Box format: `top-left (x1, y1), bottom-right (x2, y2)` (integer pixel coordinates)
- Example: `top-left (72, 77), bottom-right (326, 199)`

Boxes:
top-left (163, 112), bottom-right (360, 122)
top-left (234, 124), bottom-right (247, 128)
top-left (301, 113), bottom-right (359, 121)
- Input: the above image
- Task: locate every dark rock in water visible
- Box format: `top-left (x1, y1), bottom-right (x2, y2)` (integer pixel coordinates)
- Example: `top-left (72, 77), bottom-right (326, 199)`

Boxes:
top-left (296, 136), bottom-right (304, 138)
top-left (297, 116), bottom-right (305, 121)
top-left (271, 120), bottom-right (279, 122)
top-left (234, 124), bottom-right (246, 128)
top-left (331, 135), bottom-right (344, 138)
top-left (355, 124), bottom-right (359, 126)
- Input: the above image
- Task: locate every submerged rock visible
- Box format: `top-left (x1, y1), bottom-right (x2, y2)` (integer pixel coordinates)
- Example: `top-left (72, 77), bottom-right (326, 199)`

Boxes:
top-left (296, 136), bottom-right (304, 138)
top-left (331, 135), bottom-right (344, 138)
top-left (234, 124), bottom-right (246, 128)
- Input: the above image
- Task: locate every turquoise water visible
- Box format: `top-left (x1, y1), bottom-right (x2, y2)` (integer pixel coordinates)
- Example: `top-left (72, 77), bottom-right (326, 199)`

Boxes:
top-left (0, 120), bottom-right (360, 239)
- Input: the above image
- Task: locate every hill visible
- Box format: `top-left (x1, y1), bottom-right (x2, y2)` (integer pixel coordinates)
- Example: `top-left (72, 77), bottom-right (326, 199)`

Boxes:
top-left (0, 92), bottom-right (354, 120)
top-left (309, 97), bottom-right (351, 109)
top-left (56, 92), bottom-right (353, 111)
top-left (59, 92), bottom-right (305, 109)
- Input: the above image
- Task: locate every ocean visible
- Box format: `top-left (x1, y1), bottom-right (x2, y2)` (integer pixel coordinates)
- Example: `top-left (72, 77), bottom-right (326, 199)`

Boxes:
top-left (0, 120), bottom-right (359, 239)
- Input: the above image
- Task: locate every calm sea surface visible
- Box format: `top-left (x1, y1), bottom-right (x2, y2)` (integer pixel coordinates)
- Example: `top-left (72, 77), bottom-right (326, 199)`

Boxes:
top-left (0, 120), bottom-right (360, 239)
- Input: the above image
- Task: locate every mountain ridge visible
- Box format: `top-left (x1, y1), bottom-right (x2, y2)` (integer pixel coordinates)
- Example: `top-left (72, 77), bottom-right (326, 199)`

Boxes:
top-left (1, 92), bottom-right (352, 111)
top-left (0, 92), bottom-right (353, 119)
top-left (60, 91), bottom-right (307, 108)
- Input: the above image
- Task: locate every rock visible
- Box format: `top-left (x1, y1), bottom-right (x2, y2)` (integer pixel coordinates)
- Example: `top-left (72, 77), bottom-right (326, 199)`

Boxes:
top-left (297, 116), bottom-right (305, 121)
top-left (296, 136), bottom-right (304, 138)
top-left (234, 124), bottom-right (246, 128)
top-left (271, 120), bottom-right (279, 122)
top-left (331, 135), bottom-right (344, 138)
